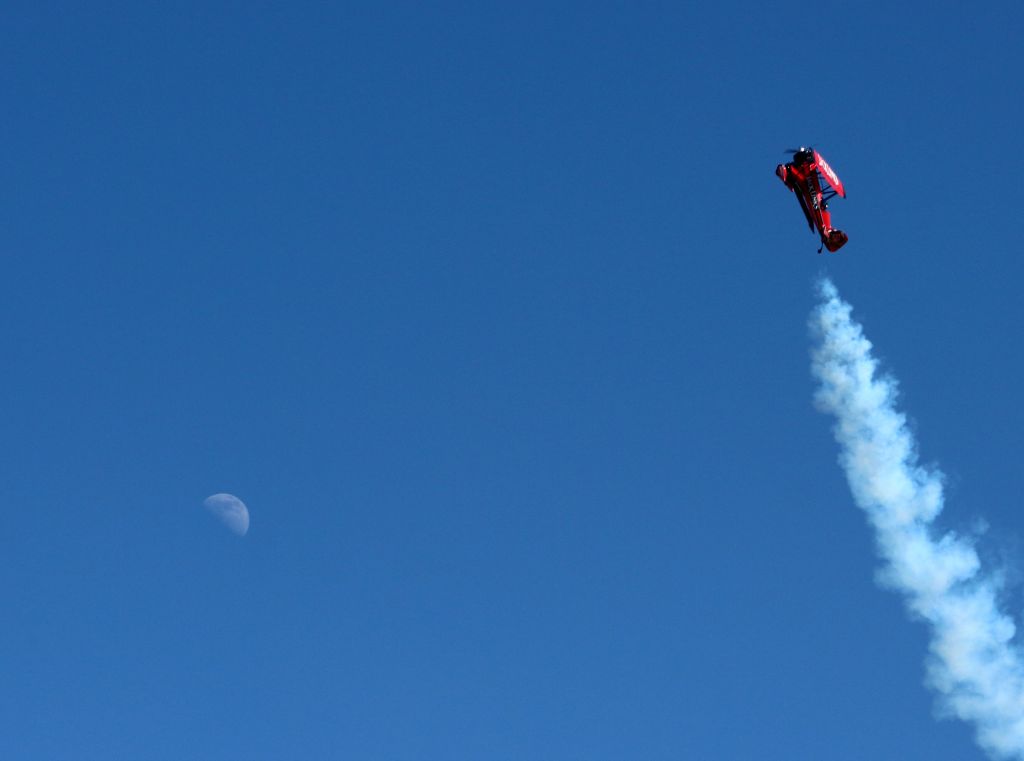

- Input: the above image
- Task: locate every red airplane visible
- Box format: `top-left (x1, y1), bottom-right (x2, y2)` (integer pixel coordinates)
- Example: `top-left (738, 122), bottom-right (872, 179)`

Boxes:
top-left (776, 147), bottom-right (848, 253)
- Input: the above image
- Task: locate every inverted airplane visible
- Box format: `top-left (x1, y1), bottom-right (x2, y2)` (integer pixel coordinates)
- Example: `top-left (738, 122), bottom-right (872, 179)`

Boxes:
top-left (776, 147), bottom-right (848, 253)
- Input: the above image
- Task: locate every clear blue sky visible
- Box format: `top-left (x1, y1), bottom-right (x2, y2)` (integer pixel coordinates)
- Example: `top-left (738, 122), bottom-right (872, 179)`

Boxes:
top-left (2, 2), bottom-right (1022, 759)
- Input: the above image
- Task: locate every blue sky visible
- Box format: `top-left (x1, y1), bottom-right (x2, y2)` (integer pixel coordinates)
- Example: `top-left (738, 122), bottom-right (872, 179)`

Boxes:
top-left (2, 2), bottom-right (1023, 759)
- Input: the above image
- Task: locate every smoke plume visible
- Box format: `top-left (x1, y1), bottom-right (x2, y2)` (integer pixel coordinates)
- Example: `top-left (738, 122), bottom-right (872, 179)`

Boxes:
top-left (811, 279), bottom-right (1024, 759)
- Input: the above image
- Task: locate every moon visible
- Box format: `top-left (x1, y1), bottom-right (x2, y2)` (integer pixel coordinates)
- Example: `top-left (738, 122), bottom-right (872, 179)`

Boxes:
top-left (203, 493), bottom-right (250, 536)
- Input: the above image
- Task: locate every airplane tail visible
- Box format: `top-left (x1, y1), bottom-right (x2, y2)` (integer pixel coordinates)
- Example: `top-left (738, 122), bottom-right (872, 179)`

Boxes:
top-left (823, 229), bottom-right (848, 252)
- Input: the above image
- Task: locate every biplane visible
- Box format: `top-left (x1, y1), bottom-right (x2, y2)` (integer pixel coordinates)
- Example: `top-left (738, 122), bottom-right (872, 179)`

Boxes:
top-left (776, 147), bottom-right (848, 253)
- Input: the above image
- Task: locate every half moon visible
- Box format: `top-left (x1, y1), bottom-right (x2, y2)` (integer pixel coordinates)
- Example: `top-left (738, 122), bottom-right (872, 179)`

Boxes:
top-left (203, 493), bottom-right (250, 536)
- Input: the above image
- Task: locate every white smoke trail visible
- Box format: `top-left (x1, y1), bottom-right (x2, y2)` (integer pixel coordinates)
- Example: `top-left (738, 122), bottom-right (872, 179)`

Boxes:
top-left (811, 279), bottom-right (1024, 759)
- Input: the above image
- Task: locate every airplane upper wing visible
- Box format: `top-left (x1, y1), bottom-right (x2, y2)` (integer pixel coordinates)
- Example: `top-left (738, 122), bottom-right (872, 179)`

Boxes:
top-left (814, 150), bottom-right (846, 198)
